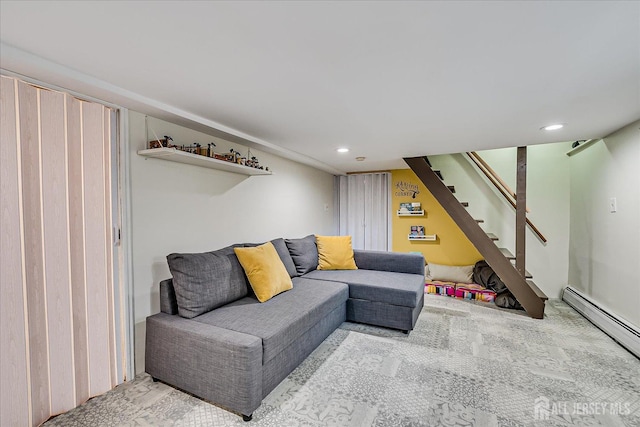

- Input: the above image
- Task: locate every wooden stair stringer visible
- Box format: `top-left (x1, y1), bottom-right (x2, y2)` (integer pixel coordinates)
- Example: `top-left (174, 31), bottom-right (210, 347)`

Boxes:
top-left (404, 156), bottom-right (545, 319)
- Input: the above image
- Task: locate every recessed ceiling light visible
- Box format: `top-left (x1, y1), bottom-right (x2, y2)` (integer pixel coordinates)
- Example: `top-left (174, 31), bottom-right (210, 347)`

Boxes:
top-left (336, 148), bottom-right (349, 153)
top-left (355, 157), bottom-right (366, 161)
top-left (541, 123), bottom-right (564, 131)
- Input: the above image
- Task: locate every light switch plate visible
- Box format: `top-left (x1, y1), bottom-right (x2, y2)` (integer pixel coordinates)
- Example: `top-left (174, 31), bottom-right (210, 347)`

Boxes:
top-left (609, 197), bottom-right (617, 213)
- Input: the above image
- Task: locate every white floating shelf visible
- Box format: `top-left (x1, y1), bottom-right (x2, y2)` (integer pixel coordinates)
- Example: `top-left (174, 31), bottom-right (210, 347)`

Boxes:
top-left (408, 234), bottom-right (437, 241)
top-left (566, 139), bottom-right (599, 156)
top-left (138, 148), bottom-right (272, 176)
top-left (397, 210), bottom-right (425, 216)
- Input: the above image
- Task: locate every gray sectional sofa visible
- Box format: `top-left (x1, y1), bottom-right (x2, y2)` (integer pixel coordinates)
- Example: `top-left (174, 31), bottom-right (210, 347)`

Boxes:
top-left (145, 235), bottom-right (425, 421)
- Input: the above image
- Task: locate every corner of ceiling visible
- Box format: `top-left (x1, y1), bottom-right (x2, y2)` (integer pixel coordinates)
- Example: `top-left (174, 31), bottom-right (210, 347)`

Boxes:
top-left (0, 42), bottom-right (345, 176)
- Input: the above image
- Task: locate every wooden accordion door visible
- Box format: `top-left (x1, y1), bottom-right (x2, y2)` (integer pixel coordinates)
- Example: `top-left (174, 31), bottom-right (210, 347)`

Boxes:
top-left (1, 75), bottom-right (123, 426)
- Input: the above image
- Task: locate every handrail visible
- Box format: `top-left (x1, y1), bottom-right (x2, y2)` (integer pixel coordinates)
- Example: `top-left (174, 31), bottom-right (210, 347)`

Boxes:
top-left (466, 152), bottom-right (547, 243)
top-left (468, 152), bottom-right (530, 213)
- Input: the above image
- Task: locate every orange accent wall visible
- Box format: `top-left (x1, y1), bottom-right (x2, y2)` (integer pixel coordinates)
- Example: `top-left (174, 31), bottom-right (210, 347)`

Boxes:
top-left (391, 169), bottom-right (482, 265)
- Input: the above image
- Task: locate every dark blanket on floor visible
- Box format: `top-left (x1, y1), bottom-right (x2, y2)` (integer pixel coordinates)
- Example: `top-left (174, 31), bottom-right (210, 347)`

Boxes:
top-left (472, 260), bottom-right (523, 310)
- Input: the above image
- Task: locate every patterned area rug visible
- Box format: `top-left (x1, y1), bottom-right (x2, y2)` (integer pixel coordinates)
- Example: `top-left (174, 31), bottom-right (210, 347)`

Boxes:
top-left (45, 296), bottom-right (640, 426)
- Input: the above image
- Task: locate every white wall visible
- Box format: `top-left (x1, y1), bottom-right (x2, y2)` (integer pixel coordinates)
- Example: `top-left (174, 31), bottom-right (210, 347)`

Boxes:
top-left (129, 112), bottom-right (336, 373)
top-left (430, 141), bottom-right (572, 298)
top-left (568, 120), bottom-right (640, 328)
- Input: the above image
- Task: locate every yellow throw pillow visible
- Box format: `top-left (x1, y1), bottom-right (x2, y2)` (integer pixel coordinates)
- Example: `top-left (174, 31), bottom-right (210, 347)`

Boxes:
top-left (315, 235), bottom-right (358, 270)
top-left (234, 242), bottom-right (293, 303)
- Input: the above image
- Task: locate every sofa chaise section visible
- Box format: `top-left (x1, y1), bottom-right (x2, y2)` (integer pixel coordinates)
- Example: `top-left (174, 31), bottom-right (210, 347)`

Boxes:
top-left (303, 249), bottom-right (425, 332)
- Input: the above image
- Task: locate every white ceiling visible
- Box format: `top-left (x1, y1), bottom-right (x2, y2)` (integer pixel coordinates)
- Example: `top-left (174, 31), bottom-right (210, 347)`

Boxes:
top-left (1, 1), bottom-right (639, 173)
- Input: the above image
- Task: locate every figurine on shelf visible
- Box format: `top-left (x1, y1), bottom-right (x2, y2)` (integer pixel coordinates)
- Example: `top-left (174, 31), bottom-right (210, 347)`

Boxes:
top-left (148, 135), bottom-right (175, 149)
top-left (196, 143), bottom-right (210, 156)
top-left (207, 143), bottom-right (217, 157)
top-left (179, 143), bottom-right (199, 154)
top-left (148, 140), bottom-right (163, 149)
top-left (228, 149), bottom-right (241, 163)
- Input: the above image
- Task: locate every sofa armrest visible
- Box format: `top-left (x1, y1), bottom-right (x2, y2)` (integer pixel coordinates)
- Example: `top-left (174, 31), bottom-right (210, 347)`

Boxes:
top-left (145, 313), bottom-right (262, 416)
top-left (354, 250), bottom-right (425, 276)
top-left (159, 279), bottom-right (178, 315)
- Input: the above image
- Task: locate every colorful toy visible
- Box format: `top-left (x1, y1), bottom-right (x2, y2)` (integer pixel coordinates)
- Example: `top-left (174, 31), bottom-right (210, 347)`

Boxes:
top-left (454, 284), bottom-right (496, 302)
top-left (425, 282), bottom-right (455, 297)
top-left (425, 281), bottom-right (496, 303)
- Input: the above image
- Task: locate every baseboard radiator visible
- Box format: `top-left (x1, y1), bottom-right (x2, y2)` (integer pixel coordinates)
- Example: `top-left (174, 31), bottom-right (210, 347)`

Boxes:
top-left (563, 286), bottom-right (640, 358)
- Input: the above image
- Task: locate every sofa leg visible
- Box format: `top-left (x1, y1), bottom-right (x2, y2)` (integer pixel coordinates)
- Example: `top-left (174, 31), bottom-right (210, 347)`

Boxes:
top-left (403, 330), bottom-right (410, 334)
top-left (151, 377), bottom-right (159, 382)
top-left (242, 413), bottom-right (253, 422)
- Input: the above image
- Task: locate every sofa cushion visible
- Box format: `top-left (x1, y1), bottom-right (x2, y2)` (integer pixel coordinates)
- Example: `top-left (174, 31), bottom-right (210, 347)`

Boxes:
top-left (285, 235), bottom-right (318, 275)
top-left (354, 250), bottom-right (425, 275)
top-left (193, 277), bottom-right (348, 364)
top-left (427, 262), bottom-right (474, 284)
top-left (270, 238), bottom-right (298, 278)
top-left (316, 235), bottom-right (358, 270)
top-left (234, 242), bottom-right (293, 303)
top-left (303, 269), bottom-right (424, 308)
top-left (167, 246), bottom-right (248, 319)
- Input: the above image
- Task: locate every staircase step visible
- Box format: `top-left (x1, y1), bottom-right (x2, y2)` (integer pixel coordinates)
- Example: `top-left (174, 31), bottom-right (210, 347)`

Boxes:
top-left (514, 265), bottom-right (534, 279)
top-left (526, 280), bottom-right (548, 301)
top-left (486, 233), bottom-right (499, 241)
top-left (504, 257), bottom-right (533, 278)
top-left (447, 185), bottom-right (456, 193)
top-left (460, 202), bottom-right (469, 207)
top-left (498, 248), bottom-right (533, 278)
top-left (499, 247), bottom-right (515, 260)
top-left (434, 170), bottom-right (444, 180)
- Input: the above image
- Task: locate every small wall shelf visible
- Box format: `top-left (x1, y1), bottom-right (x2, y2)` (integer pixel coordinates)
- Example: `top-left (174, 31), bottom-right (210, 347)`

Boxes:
top-left (137, 148), bottom-right (272, 176)
top-left (397, 210), bottom-right (425, 216)
top-left (566, 139), bottom-right (599, 156)
top-left (408, 234), bottom-right (437, 241)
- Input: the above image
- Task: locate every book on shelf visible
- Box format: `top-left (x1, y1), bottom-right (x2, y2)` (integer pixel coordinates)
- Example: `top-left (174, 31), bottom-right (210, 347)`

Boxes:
top-left (399, 202), bottom-right (421, 213)
top-left (410, 225), bottom-right (425, 236)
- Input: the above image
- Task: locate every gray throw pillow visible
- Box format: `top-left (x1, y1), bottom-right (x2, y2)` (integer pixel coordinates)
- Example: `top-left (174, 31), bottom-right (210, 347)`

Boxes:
top-left (167, 246), bottom-right (248, 318)
top-left (271, 238), bottom-right (299, 278)
top-left (285, 235), bottom-right (319, 275)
